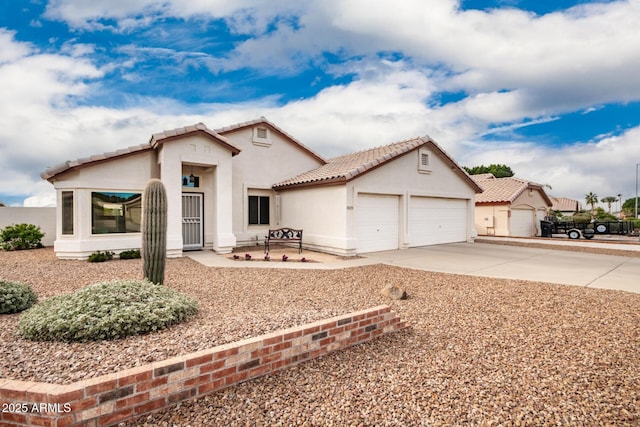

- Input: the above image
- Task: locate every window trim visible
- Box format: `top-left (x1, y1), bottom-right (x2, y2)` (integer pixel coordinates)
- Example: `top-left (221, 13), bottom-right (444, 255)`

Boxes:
top-left (91, 191), bottom-right (142, 235)
top-left (61, 190), bottom-right (74, 236)
top-left (248, 195), bottom-right (270, 226)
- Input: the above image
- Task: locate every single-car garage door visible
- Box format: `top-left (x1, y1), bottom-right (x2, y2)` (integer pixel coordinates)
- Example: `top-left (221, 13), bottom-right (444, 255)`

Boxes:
top-left (356, 194), bottom-right (399, 253)
top-left (510, 209), bottom-right (535, 237)
top-left (409, 197), bottom-right (467, 246)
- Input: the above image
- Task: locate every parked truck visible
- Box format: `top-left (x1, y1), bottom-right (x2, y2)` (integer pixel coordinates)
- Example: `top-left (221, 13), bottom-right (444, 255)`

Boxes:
top-left (540, 219), bottom-right (635, 240)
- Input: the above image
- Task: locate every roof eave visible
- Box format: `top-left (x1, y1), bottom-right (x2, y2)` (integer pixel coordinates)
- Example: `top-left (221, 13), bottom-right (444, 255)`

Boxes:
top-left (274, 176), bottom-right (348, 191)
top-left (150, 127), bottom-right (241, 156)
top-left (216, 117), bottom-right (327, 164)
top-left (424, 137), bottom-right (484, 194)
top-left (475, 201), bottom-right (511, 206)
top-left (41, 144), bottom-right (153, 182)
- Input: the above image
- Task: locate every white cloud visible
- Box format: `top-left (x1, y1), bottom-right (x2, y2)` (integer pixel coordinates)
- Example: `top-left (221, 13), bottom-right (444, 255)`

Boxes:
top-left (4, 0), bottom-right (640, 210)
top-left (23, 182), bottom-right (57, 207)
top-left (216, 0), bottom-right (640, 116)
top-left (43, 0), bottom-right (300, 33)
top-left (0, 29), bottom-right (33, 63)
top-left (454, 126), bottom-right (640, 205)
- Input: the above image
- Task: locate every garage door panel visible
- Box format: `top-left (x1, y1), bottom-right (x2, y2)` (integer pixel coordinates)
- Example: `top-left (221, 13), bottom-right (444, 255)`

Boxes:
top-left (510, 209), bottom-right (534, 237)
top-left (356, 194), bottom-right (399, 253)
top-left (409, 197), bottom-right (467, 246)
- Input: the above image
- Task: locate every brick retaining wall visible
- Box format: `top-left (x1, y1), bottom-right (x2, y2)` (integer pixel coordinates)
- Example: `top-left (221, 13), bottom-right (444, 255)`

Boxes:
top-left (0, 305), bottom-right (407, 427)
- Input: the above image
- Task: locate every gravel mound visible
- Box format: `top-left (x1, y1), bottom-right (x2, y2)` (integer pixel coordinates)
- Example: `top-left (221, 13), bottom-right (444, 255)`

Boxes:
top-left (1, 248), bottom-right (639, 425)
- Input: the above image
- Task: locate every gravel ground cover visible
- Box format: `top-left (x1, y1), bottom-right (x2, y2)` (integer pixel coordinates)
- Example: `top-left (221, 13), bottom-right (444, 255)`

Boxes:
top-left (1, 248), bottom-right (639, 426)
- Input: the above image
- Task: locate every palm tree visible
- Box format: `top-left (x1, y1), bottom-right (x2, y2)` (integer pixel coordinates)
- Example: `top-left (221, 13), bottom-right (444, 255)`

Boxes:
top-left (601, 196), bottom-right (618, 214)
top-left (585, 192), bottom-right (599, 218)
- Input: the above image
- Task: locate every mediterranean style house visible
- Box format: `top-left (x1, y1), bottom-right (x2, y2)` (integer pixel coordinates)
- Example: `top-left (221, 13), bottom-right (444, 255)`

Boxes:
top-left (41, 117), bottom-right (483, 259)
top-left (471, 174), bottom-right (552, 237)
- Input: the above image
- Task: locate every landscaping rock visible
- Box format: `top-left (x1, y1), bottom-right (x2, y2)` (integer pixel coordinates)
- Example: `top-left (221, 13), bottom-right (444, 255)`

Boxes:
top-left (380, 283), bottom-right (407, 300)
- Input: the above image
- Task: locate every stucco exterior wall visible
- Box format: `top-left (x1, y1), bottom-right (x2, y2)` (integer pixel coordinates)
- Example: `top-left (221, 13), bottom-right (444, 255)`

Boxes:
top-left (475, 188), bottom-right (550, 237)
top-left (51, 151), bottom-right (157, 258)
top-left (0, 207), bottom-right (56, 246)
top-left (512, 190), bottom-right (549, 236)
top-left (157, 133), bottom-right (236, 254)
top-left (48, 133), bottom-right (237, 259)
top-left (41, 122), bottom-right (479, 258)
top-left (279, 185), bottom-right (349, 254)
top-left (512, 189), bottom-right (550, 212)
top-left (222, 126), bottom-right (324, 245)
top-left (350, 148), bottom-right (475, 199)
top-left (475, 204), bottom-right (510, 236)
top-left (278, 146), bottom-right (478, 255)
top-left (348, 147), bottom-right (478, 246)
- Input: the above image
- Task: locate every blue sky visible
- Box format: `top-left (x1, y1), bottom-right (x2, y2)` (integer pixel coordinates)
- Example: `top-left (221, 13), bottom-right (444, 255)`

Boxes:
top-left (1, 0), bottom-right (639, 210)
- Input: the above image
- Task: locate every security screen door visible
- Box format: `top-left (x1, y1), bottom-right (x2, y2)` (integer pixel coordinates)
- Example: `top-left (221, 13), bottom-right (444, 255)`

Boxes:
top-left (182, 193), bottom-right (203, 250)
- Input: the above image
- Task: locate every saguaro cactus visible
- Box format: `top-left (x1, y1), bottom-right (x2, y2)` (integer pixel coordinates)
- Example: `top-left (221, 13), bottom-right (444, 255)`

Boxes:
top-left (142, 179), bottom-right (167, 285)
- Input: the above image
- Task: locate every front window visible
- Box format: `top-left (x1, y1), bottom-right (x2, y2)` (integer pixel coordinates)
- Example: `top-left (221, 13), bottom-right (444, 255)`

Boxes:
top-left (61, 191), bottom-right (74, 235)
top-left (248, 195), bottom-right (270, 225)
top-left (91, 192), bottom-right (142, 234)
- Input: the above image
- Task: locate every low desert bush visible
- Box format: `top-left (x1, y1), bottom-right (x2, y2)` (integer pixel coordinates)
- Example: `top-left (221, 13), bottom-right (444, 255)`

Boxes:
top-left (87, 250), bottom-right (114, 262)
top-left (0, 223), bottom-right (44, 250)
top-left (119, 249), bottom-right (141, 259)
top-left (0, 280), bottom-right (38, 314)
top-left (18, 280), bottom-right (197, 342)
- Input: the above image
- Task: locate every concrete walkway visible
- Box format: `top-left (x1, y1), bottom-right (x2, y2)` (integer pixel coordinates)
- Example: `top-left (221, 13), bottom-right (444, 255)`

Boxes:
top-left (187, 238), bottom-right (640, 294)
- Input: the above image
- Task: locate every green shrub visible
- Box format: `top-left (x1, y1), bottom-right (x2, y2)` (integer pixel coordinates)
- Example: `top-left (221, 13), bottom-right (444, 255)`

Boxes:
top-left (1, 223), bottom-right (44, 251)
top-left (0, 280), bottom-right (38, 314)
top-left (87, 250), bottom-right (114, 262)
top-left (119, 249), bottom-right (141, 259)
top-left (18, 280), bottom-right (197, 342)
top-left (571, 212), bottom-right (592, 223)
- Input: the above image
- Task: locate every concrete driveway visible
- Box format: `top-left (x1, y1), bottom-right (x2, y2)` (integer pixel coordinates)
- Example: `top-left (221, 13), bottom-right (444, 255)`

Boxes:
top-left (364, 242), bottom-right (640, 294)
top-left (189, 240), bottom-right (640, 294)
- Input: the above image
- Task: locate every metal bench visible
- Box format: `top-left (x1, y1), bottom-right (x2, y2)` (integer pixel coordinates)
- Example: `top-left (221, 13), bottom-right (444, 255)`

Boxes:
top-left (264, 228), bottom-right (303, 254)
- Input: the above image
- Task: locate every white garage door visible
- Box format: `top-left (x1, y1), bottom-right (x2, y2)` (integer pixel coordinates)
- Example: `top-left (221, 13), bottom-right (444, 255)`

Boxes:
top-left (510, 209), bottom-right (535, 237)
top-left (356, 194), bottom-right (399, 253)
top-left (409, 197), bottom-right (467, 246)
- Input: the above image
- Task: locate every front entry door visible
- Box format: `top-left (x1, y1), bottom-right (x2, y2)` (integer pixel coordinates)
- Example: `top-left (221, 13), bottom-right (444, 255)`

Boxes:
top-left (182, 193), bottom-right (203, 250)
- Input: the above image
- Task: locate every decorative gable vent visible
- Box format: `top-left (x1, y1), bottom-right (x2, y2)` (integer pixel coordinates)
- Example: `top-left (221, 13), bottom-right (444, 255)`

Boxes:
top-left (252, 126), bottom-right (272, 147)
top-left (418, 148), bottom-right (431, 173)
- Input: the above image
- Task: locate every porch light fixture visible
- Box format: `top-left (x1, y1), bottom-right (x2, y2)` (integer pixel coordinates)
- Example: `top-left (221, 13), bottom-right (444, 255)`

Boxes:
top-left (189, 166), bottom-right (195, 183)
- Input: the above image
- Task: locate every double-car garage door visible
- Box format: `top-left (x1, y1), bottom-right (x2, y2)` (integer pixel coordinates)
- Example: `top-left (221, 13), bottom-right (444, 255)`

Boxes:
top-left (356, 194), bottom-right (468, 253)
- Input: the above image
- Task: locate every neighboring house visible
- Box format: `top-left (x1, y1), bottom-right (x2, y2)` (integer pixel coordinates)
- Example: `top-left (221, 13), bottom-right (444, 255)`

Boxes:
top-left (550, 197), bottom-right (582, 217)
top-left (42, 118), bottom-right (482, 259)
top-left (472, 174), bottom-right (552, 237)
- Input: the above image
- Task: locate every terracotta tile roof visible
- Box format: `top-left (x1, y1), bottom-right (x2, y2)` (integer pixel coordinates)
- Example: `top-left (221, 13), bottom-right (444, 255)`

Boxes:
top-left (472, 174), bottom-right (552, 206)
top-left (551, 197), bottom-right (582, 212)
top-left (216, 116), bottom-right (326, 164)
top-left (41, 144), bottom-right (151, 181)
top-left (149, 122), bottom-right (240, 155)
top-left (472, 173), bottom-right (496, 180)
top-left (274, 136), bottom-right (483, 192)
top-left (41, 123), bottom-right (240, 181)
